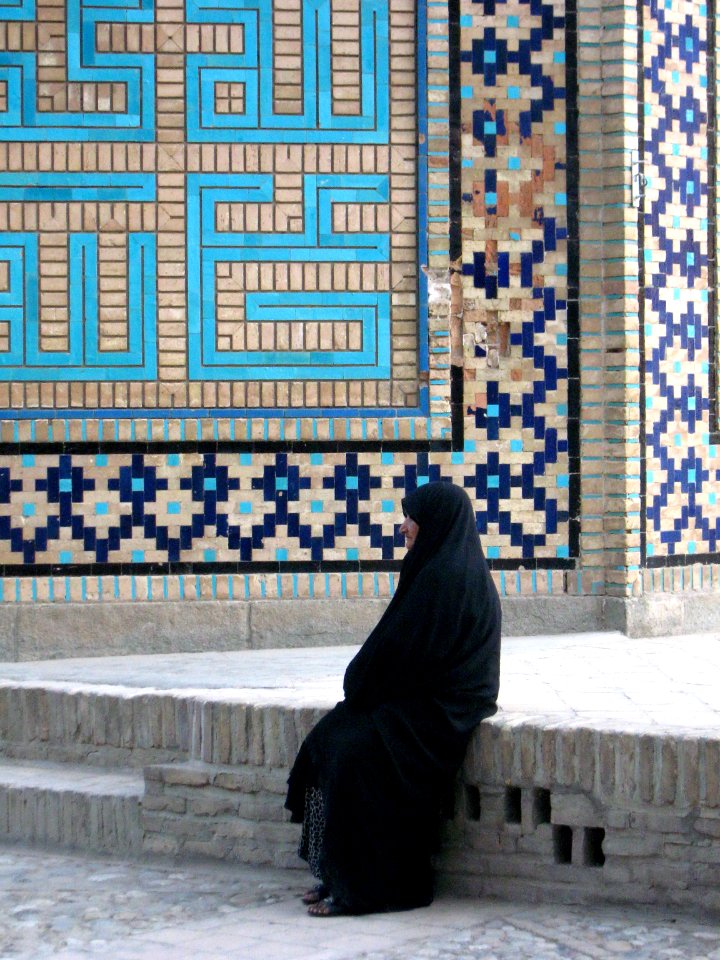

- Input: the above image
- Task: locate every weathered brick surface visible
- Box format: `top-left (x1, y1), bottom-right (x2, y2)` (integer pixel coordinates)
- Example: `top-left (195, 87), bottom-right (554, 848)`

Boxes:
top-left (549, 792), bottom-right (599, 826)
top-left (442, 720), bottom-right (720, 912)
top-left (1, 680), bottom-right (717, 911)
top-left (0, 774), bottom-right (143, 854)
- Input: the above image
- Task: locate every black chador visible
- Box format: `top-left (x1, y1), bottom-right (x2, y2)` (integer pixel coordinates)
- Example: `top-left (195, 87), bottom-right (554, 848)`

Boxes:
top-left (285, 481), bottom-right (502, 913)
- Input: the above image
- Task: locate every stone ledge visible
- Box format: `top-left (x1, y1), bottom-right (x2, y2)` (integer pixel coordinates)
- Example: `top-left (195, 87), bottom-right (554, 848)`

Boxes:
top-left (0, 637), bottom-right (717, 913)
top-left (0, 596), bottom-right (605, 661)
top-left (134, 715), bottom-right (720, 913)
top-left (0, 684), bottom-right (325, 770)
top-left (4, 593), bottom-right (720, 661)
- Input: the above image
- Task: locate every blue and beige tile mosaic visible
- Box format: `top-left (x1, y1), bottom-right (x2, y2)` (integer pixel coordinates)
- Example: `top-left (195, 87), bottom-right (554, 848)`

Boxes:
top-left (8, 0), bottom-right (720, 599)
top-left (0, 447), bottom-right (576, 572)
top-left (459, 0), bottom-right (577, 563)
top-left (642, 0), bottom-right (720, 561)
top-left (0, 0), bottom-right (583, 589)
top-left (0, 0), bottom-right (439, 425)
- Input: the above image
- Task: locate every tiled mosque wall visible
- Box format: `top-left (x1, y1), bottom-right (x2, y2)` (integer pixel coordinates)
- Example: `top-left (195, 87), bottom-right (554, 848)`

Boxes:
top-left (0, 0), bottom-right (718, 609)
top-left (642, 0), bottom-right (720, 565)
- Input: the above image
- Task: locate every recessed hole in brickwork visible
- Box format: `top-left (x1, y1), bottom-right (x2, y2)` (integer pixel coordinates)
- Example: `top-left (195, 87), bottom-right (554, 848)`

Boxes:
top-left (582, 827), bottom-right (605, 867)
top-left (532, 787), bottom-right (551, 826)
top-left (504, 785), bottom-right (522, 824)
top-left (464, 784), bottom-right (481, 821)
top-left (553, 824), bottom-right (573, 864)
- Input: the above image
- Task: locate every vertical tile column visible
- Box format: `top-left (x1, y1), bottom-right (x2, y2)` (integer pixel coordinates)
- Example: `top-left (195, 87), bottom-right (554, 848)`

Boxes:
top-left (155, 0), bottom-right (188, 416)
top-left (576, 0), bottom-right (642, 596)
top-left (459, 0), bottom-right (576, 568)
top-left (425, 0), bottom-right (454, 429)
top-left (642, 0), bottom-right (717, 564)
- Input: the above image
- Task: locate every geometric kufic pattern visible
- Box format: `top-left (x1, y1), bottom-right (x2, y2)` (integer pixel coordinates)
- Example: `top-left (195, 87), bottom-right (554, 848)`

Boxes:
top-left (0, 0), bottom-right (428, 420)
top-left (0, 0), bottom-right (155, 141)
top-left (643, 0), bottom-right (720, 557)
top-left (0, 227), bottom-right (157, 381)
top-left (185, 0), bottom-right (389, 143)
top-left (460, 0), bottom-right (573, 561)
top-left (187, 173), bottom-right (391, 381)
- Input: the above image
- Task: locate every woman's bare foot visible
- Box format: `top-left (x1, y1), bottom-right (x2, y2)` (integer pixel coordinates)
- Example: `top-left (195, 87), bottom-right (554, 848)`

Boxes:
top-left (307, 895), bottom-right (348, 917)
top-left (301, 883), bottom-right (328, 905)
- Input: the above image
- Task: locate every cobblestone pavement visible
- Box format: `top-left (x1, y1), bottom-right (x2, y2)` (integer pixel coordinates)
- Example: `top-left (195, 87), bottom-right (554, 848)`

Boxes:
top-left (1, 844), bottom-right (718, 960)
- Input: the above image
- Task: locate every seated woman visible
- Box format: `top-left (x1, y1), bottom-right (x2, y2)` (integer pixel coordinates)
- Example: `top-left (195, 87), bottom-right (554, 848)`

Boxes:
top-left (285, 480), bottom-right (501, 916)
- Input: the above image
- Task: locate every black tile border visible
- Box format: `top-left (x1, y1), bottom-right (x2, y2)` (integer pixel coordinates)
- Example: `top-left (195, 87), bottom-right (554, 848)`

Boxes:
top-left (646, 551), bottom-right (720, 568)
top-left (565, 0), bottom-right (581, 563)
top-left (0, 439), bottom-right (455, 456)
top-left (0, 558), bottom-right (578, 577)
top-left (638, 0), bottom-right (648, 566)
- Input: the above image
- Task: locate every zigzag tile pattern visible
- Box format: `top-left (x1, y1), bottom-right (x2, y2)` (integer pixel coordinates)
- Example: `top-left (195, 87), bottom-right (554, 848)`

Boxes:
top-left (0, 444), bottom-right (575, 568)
top-left (643, 0), bottom-right (720, 557)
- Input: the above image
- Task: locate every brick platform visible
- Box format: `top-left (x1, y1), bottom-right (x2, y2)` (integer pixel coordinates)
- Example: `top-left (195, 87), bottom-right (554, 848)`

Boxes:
top-left (0, 633), bottom-right (718, 914)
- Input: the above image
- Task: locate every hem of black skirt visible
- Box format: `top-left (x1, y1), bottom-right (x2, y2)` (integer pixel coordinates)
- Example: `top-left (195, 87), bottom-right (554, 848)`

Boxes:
top-left (338, 893), bottom-right (435, 916)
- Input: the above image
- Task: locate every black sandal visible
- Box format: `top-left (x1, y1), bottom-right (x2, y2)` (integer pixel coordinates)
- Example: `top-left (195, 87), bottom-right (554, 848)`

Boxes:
top-left (301, 883), bottom-right (328, 905)
top-left (307, 895), bottom-right (349, 917)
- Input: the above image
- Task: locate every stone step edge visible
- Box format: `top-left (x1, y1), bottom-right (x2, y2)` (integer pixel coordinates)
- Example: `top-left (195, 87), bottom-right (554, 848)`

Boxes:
top-left (0, 758), bottom-right (144, 855)
top-left (142, 758), bottom-right (294, 847)
top-left (142, 759), bottom-right (300, 869)
top-left (2, 681), bottom-right (718, 810)
top-left (0, 683), bottom-right (327, 770)
top-left (0, 757), bottom-right (144, 795)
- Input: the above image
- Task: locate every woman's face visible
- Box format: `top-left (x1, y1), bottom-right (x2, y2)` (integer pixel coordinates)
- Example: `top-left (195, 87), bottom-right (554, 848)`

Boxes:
top-left (399, 515), bottom-right (419, 550)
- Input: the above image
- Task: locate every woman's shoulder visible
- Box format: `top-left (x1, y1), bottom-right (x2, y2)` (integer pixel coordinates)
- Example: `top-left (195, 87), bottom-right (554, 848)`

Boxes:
top-left (412, 557), bottom-right (473, 593)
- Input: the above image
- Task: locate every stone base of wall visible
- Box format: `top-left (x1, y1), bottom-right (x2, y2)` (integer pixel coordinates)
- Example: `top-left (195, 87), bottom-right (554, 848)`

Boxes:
top-left (2, 593), bottom-right (720, 661)
top-left (0, 599), bottom-right (389, 661)
top-left (0, 596), bottom-right (607, 661)
top-left (605, 593), bottom-right (720, 638)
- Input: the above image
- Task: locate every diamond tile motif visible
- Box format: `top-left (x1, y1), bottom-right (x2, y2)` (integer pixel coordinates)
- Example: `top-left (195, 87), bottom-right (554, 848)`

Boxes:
top-left (643, 0), bottom-right (720, 558)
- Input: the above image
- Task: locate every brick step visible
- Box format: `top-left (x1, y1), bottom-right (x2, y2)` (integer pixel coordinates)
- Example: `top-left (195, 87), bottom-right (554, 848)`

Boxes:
top-left (0, 684), bottom-right (195, 768)
top-left (0, 758), bottom-right (143, 854)
top-left (141, 760), bottom-right (301, 869)
top-left (0, 683), bottom-right (326, 770)
top-left (0, 661), bottom-right (717, 914)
